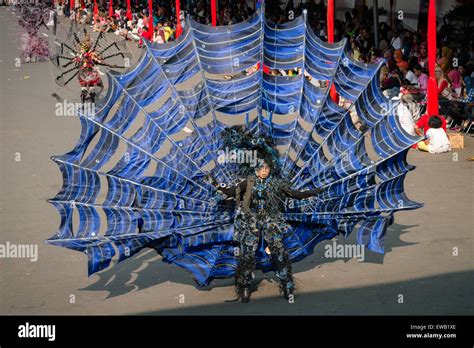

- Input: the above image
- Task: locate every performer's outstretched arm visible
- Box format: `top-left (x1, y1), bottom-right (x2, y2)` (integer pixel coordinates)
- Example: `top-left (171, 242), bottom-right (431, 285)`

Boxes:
top-left (283, 186), bottom-right (322, 199)
top-left (207, 175), bottom-right (247, 198)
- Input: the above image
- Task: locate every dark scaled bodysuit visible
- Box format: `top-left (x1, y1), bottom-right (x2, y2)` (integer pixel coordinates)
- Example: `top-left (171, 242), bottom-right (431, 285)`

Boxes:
top-left (215, 175), bottom-right (320, 294)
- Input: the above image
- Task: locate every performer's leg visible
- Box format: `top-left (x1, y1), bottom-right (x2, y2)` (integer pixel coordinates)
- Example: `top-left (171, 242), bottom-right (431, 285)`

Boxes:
top-left (266, 232), bottom-right (294, 300)
top-left (80, 87), bottom-right (88, 104)
top-left (92, 82), bottom-right (104, 104)
top-left (417, 141), bottom-right (429, 152)
top-left (234, 232), bottom-right (258, 303)
top-left (89, 86), bottom-right (96, 104)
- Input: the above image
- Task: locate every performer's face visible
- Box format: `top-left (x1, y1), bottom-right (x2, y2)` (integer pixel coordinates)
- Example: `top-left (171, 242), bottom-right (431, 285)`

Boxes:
top-left (256, 163), bottom-right (270, 179)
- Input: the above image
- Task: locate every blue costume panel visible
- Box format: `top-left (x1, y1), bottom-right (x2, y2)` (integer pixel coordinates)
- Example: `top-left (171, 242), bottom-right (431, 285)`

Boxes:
top-left (47, 8), bottom-right (422, 288)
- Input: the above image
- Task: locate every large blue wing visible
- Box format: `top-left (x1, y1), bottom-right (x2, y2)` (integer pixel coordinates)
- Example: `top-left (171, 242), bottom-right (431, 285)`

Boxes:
top-left (47, 8), bottom-right (422, 287)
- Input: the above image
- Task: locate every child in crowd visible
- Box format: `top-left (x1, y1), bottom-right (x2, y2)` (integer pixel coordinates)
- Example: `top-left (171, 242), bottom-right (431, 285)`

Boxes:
top-left (417, 116), bottom-right (451, 154)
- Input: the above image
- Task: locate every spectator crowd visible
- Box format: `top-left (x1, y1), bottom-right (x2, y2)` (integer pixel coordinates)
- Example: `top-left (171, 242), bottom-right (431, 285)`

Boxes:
top-left (10, 0), bottom-right (474, 141)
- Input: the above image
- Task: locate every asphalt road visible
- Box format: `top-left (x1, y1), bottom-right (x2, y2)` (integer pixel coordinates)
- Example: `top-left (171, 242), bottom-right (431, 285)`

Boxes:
top-left (0, 7), bottom-right (473, 315)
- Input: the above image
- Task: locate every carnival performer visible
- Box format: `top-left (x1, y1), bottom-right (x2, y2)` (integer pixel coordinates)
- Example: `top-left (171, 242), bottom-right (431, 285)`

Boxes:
top-left (52, 30), bottom-right (128, 104)
top-left (74, 35), bottom-right (105, 104)
top-left (209, 129), bottom-right (321, 302)
top-left (16, 3), bottom-right (51, 63)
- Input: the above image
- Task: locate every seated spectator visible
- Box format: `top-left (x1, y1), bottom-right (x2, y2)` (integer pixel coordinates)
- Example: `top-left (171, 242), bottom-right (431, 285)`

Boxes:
top-left (415, 113), bottom-right (447, 135)
top-left (370, 49), bottom-right (383, 64)
top-left (394, 49), bottom-right (404, 67)
top-left (381, 67), bottom-right (402, 99)
top-left (435, 65), bottom-right (457, 101)
top-left (395, 99), bottom-right (416, 136)
top-left (356, 27), bottom-right (374, 56)
top-left (437, 46), bottom-right (453, 74)
top-left (390, 29), bottom-right (403, 50)
top-left (417, 116), bottom-right (451, 153)
top-left (448, 67), bottom-right (463, 96)
top-left (401, 64), bottom-right (428, 118)
top-left (418, 42), bottom-right (428, 69)
top-left (153, 22), bottom-right (165, 44)
top-left (139, 26), bottom-right (152, 47)
top-left (399, 61), bottom-right (418, 85)
top-left (350, 39), bottom-right (362, 61)
top-left (402, 31), bottom-right (413, 60)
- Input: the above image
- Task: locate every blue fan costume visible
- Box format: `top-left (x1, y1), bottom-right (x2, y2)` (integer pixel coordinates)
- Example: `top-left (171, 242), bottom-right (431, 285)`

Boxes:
top-left (47, 6), bottom-right (423, 300)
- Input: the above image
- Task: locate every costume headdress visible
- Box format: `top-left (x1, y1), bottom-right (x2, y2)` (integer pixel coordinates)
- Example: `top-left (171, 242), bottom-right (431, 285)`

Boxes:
top-left (221, 126), bottom-right (281, 178)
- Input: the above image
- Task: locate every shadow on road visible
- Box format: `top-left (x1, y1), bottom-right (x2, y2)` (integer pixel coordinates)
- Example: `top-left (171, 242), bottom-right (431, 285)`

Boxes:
top-left (80, 223), bottom-right (418, 299)
top-left (137, 270), bottom-right (474, 315)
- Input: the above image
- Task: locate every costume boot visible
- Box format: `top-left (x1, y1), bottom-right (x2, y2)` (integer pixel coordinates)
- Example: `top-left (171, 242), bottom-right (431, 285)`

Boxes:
top-left (234, 244), bottom-right (256, 303)
top-left (238, 284), bottom-right (251, 303)
top-left (81, 89), bottom-right (88, 104)
top-left (272, 249), bottom-right (295, 300)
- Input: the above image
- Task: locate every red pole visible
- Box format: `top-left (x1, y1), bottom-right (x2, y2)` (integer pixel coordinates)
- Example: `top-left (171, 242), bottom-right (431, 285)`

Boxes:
top-left (327, 0), bottom-right (339, 103)
top-left (126, 0), bottom-right (132, 20)
top-left (93, 0), bottom-right (98, 15)
top-left (427, 0), bottom-right (439, 116)
top-left (80, 0), bottom-right (85, 10)
top-left (175, 0), bottom-right (183, 38)
top-left (211, 0), bottom-right (217, 26)
top-left (108, 0), bottom-right (114, 17)
top-left (327, 0), bottom-right (334, 43)
top-left (70, 0), bottom-right (74, 12)
top-left (148, 0), bottom-right (154, 35)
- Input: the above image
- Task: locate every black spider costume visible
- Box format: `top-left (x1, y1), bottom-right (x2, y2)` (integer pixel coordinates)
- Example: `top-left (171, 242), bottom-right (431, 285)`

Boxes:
top-left (210, 127), bottom-right (320, 302)
top-left (211, 157), bottom-right (320, 302)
